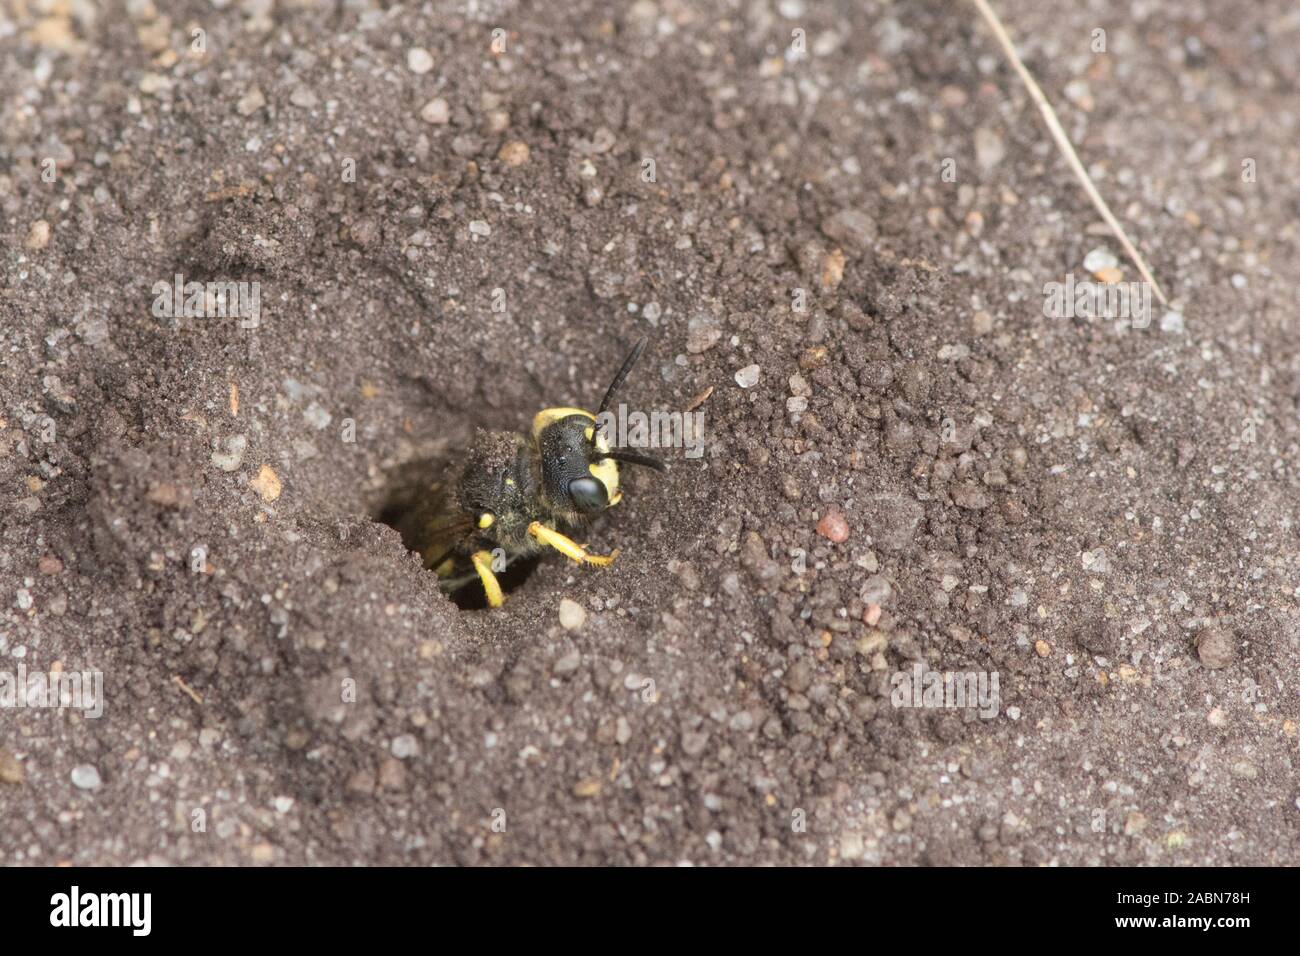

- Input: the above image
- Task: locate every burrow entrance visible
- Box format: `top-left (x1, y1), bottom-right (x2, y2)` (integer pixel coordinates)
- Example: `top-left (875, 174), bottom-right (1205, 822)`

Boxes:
top-left (371, 456), bottom-right (542, 610)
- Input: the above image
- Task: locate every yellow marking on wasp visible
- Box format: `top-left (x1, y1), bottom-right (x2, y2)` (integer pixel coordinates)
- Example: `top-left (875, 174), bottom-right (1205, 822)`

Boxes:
top-left (478, 512), bottom-right (494, 529)
top-left (433, 557), bottom-right (455, 577)
top-left (532, 406), bottom-right (595, 439)
top-left (471, 550), bottom-right (504, 607)
top-left (589, 420), bottom-right (620, 501)
top-left (583, 426), bottom-right (595, 441)
top-left (589, 459), bottom-right (619, 500)
top-left (528, 522), bottom-right (619, 566)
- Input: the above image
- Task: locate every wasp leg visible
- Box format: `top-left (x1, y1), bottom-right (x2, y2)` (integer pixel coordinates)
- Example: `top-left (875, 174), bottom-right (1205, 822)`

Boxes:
top-left (471, 550), bottom-right (505, 607)
top-left (527, 522), bottom-right (619, 566)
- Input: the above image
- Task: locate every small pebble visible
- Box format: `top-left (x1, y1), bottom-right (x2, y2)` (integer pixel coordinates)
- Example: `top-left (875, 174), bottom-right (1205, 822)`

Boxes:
top-left (249, 464), bottom-right (282, 502)
top-left (211, 434), bottom-right (247, 471)
top-left (378, 757), bottom-right (407, 790)
top-left (860, 575), bottom-right (892, 605)
top-left (682, 730), bottom-right (709, 756)
top-left (785, 661), bottom-right (813, 693)
top-left (559, 598), bottom-right (586, 631)
top-left (1124, 812), bottom-right (1147, 836)
top-left (798, 346), bottom-right (828, 370)
top-left (303, 402), bottom-right (332, 430)
top-left (857, 631), bottom-right (887, 656)
top-left (71, 764), bottom-right (102, 790)
top-left (497, 141), bottom-right (530, 166)
top-left (816, 507), bottom-right (849, 543)
top-left (138, 72), bottom-right (172, 95)
top-left (839, 832), bottom-right (865, 861)
top-left (734, 364), bottom-right (760, 388)
top-left (820, 209), bottom-right (877, 252)
top-left (420, 97), bottom-right (450, 124)
top-left (25, 220), bottom-right (51, 250)
top-left (554, 647), bottom-right (582, 672)
top-left (250, 844), bottom-right (275, 863)
top-left (407, 47), bottom-right (434, 74)
top-left (1083, 247), bottom-right (1119, 273)
top-left (974, 127), bottom-right (1005, 171)
top-left (1195, 626), bottom-right (1236, 669)
top-left (0, 750), bottom-right (22, 785)
top-left (391, 734), bottom-right (420, 759)
top-left (686, 315), bottom-right (722, 354)
top-left (821, 249), bottom-right (845, 288)
top-left (237, 86), bottom-right (265, 116)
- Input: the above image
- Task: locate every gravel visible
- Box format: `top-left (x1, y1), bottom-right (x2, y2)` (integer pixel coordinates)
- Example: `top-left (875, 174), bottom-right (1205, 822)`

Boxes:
top-left (558, 599), bottom-right (587, 631)
top-left (1195, 626), bottom-right (1238, 670)
top-left (70, 766), bottom-right (102, 791)
top-left (1, 0), bottom-right (1295, 869)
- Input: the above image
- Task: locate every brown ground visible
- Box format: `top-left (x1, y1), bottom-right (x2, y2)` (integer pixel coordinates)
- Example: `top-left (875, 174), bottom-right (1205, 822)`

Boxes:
top-left (1, 0), bottom-right (1296, 865)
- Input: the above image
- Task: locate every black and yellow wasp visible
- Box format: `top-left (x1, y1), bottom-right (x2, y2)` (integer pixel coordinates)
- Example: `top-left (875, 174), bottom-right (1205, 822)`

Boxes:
top-left (393, 338), bottom-right (664, 607)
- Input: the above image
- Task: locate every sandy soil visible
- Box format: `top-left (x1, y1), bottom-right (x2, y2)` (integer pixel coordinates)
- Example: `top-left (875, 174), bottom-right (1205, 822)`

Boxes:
top-left (1, 0), bottom-right (1296, 865)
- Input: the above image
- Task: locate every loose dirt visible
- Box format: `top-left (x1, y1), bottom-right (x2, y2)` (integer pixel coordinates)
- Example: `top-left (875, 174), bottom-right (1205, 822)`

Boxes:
top-left (1, 0), bottom-right (1296, 865)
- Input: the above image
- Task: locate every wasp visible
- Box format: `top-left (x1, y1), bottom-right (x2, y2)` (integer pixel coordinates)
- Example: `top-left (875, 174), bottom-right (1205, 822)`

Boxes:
top-left (393, 338), bottom-right (665, 607)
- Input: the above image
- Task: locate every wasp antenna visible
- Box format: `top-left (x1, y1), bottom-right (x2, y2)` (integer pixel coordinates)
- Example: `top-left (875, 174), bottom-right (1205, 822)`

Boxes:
top-left (598, 337), bottom-right (649, 415)
top-left (601, 449), bottom-right (667, 472)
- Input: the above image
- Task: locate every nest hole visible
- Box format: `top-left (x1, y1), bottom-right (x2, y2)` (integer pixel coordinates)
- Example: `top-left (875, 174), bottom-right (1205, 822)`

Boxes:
top-left (371, 458), bottom-right (542, 610)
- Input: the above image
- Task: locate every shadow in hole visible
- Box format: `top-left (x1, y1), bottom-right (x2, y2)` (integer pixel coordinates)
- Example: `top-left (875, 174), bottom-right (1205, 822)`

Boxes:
top-left (444, 554), bottom-right (544, 611)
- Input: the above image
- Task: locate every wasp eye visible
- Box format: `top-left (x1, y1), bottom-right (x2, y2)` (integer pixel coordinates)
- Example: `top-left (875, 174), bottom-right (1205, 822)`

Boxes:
top-left (567, 475), bottom-right (608, 514)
